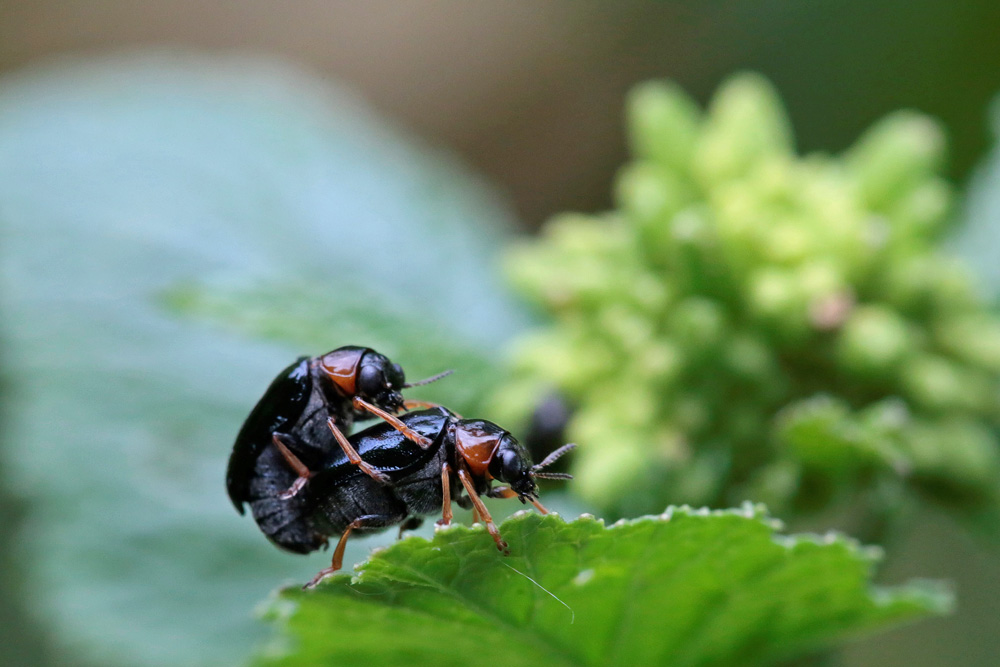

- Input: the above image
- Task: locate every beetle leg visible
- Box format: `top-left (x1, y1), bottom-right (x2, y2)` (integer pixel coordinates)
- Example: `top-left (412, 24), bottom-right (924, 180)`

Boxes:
top-left (436, 462), bottom-right (453, 527)
top-left (353, 397), bottom-right (433, 448)
top-left (457, 467), bottom-right (509, 554)
top-left (397, 516), bottom-right (423, 539)
top-left (530, 498), bottom-right (550, 514)
top-left (326, 418), bottom-right (391, 485)
top-left (403, 399), bottom-right (437, 411)
top-left (471, 506), bottom-right (482, 525)
top-left (487, 485), bottom-right (550, 514)
top-left (270, 434), bottom-right (312, 500)
top-left (304, 513), bottom-right (405, 589)
top-left (402, 399), bottom-right (463, 418)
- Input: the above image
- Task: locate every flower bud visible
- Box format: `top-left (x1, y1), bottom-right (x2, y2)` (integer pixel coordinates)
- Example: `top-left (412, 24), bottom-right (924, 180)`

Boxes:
top-left (626, 80), bottom-right (701, 174)
top-left (847, 111), bottom-right (946, 210)
top-left (837, 305), bottom-right (914, 377)
top-left (693, 73), bottom-right (793, 187)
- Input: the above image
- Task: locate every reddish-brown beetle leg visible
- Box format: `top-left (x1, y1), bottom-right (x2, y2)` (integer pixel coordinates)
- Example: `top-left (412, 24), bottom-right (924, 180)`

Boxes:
top-left (353, 397), bottom-right (433, 449)
top-left (403, 399), bottom-right (463, 419)
top-left (436, 462), bottom-right (453, 527)
top-left (326, 418), bottom-right (391, 485)
top-left (396, 517), bottom-right (423, 539)
top-left (498, 487), bottom-right (551, 515)
top-left (529, 498), bottom-right (550, 514)
top-left (457, 467), bottom-right (509, 554)
top-left (488, 485), bottom-right (550, 514)
top-left (271, 434), bottom-right (312, 500)
top-left (303, 513), bottom-right (401, 589)
top-left (403, 399), bottom-right (439, 411)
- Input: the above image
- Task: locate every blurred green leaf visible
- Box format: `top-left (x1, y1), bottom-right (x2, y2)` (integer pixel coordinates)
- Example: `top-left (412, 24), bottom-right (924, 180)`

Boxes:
top-left (161, 280), bottom-right (499, 415)
top-left (259, 507), bottom-right (950, 667)
top-left (0, 53), bottom-right (526, 667)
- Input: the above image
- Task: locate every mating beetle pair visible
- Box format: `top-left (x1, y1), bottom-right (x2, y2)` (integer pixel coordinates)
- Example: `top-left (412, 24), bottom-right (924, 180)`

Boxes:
top-left (226, 345), bottom-right (572, 588)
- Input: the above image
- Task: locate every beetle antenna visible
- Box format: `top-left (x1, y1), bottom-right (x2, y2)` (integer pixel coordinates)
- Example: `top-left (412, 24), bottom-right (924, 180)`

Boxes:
top-left (532, 471), bottom-right (574, 480)
top-left (531, 443), bottom-right (577, 472)
top-left (404, 369), bottom-right (454, 388)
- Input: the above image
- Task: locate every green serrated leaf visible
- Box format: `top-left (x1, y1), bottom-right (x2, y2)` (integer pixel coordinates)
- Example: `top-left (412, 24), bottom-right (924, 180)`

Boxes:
top-left (258, 507), bottom-right (950, 667)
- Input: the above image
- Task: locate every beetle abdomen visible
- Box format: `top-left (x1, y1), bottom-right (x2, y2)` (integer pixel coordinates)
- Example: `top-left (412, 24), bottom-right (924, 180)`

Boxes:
top-left (308, 477), bottom-right (408, 536)
top-left (249, 497), bottom-right (327, 554)
top-left (247, 444), bottom-right (327, 554)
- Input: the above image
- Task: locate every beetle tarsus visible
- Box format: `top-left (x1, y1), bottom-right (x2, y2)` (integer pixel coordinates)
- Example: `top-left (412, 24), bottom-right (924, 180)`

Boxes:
top-left (279, 475), bottom-right (310, 500)
top-left (529, 497), bottom-right (550, 515)
top-left (403, 399), bottom-right (439, 411)
top-left (405, 399), bottom-right (462, 419)
top-left (354, 397), bottom-right (434, 448)
top-left (268, 433), bottom-right (315, 499)
top-left (327, 417), bottom-right (392, 485)
top-left (397, 516), bottom-right (423, 539)
top-left (366, 465), bottom-right (392, 485)
top-left (303, 567), bottom-right (336, 590)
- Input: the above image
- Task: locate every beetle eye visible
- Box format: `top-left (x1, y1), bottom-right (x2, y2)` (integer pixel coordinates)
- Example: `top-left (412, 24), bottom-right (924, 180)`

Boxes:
top-left (501, 448), bottom-right (524, 481)
top-left (390, 363), bottom-right (405, 388)
top-left (357, 364), bottom-right (382, 396)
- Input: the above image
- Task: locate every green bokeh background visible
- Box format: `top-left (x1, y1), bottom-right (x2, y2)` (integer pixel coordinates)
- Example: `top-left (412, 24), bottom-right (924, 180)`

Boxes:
top-left (2, 3), bottom-right (1000, 666)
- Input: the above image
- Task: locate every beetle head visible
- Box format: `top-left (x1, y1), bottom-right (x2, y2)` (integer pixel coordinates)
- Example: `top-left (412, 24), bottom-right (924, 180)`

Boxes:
top-left (487, 434), bottom-right (538, 500)
top-left (356, 350), bottom-right (407, 411)
top-left (452, 419), bottom-right (573, 502)
top-left (451, 419), bottom-right (575, 505)
top-left (320, 346), bottom-right (452, 413)
top-left (319, 346), bottom-right (404, 410)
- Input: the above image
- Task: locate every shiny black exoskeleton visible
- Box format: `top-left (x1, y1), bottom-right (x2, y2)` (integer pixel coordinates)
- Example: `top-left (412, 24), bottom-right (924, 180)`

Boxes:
top-left (243, 407), bottom-right (573, 587)
top-left (248, 408), bottom-right (454, 554)
top-left (226, 346), bottom-right (441, 515)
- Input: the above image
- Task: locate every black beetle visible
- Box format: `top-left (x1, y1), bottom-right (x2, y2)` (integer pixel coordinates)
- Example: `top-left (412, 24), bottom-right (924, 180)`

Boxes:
top-left (243, 406), bottom-right (574, 588)
top-left (226, 346), bottom-right (450, 514)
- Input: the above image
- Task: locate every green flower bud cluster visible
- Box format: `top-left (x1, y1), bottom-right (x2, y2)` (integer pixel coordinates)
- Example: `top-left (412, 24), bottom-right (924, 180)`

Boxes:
top-left (495, 73), bottom-right (1000, 528)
